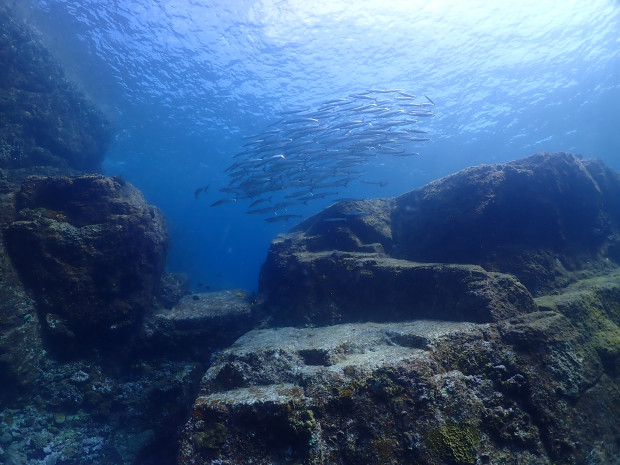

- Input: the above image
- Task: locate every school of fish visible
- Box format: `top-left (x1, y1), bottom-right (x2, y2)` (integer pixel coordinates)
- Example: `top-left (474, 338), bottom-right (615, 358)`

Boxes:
top-left (212, 89), bottom-right (434, 222)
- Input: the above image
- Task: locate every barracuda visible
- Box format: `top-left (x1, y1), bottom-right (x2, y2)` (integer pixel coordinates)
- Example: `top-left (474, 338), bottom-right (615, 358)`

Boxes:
top-left (210, 89), bottom-right (435, 217)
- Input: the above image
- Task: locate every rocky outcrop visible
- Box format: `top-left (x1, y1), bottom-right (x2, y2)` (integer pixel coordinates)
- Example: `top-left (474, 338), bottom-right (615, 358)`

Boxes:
top-left (179, 272), bottom-right (620, 465)
top-left (143, 289), bottom-right (256, 359)
top-left (0, 8), bottom-right (211, 465)
top-left (259, 249), bottom-right (535, 326)
top-left (260, 153), bottom-right (620, 322)
top-left (4, 174), bottom-right (169, 354)
top-left (177, 152), bottom-right (620, 465)
top-left (391, 153), bottom-right (620, 293)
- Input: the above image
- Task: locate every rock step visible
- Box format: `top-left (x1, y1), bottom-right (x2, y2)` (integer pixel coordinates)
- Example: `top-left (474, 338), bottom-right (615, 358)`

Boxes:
top-left (260, 251), bottom-right (536, 326)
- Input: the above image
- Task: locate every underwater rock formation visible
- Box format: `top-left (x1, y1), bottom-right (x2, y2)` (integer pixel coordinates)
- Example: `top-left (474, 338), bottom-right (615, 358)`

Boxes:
top-left (259, 249), bottom-right (535, 326)
top-left (179, 272), bottom-right (620, 465)
top-left (177, 152), bottom-right (620, 465)
top-left (0, 9), bottom-right (208, 465)
top-left (0, 6), bottom-right (112, 173)
top-left (391, 152), bottom-right (620, 293)
top-left (4, 174), bottom-right (169, 354)
top-left (143, 289), bottom-right (256, 359)
top-left (259, 153), bottom-right (620, 328)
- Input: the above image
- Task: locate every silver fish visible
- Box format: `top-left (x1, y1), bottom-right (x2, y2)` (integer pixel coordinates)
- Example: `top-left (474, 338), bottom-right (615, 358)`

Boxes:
top-left (219, 89), bottom-right (434, 218)
top-left (264, 214), bottom-right (303, 223)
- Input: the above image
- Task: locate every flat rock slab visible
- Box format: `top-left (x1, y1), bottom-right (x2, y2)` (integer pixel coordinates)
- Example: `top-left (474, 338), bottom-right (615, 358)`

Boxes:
top-left (179, 269), bottom-right (620, 465)
top-left (223, 319), bottom-right (482, 361)
top-left (144, 290), bottom-right (255, 358)
top-left (158, 290), bottom-right (254, 325)
top-left (260, 250), bottom-right (536, 326)
top-left (180, 319), bottom-right (494, 465)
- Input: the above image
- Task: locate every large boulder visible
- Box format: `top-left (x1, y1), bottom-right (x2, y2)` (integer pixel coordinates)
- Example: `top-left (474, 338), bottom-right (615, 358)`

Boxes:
top-left (143, 289), bottom-right (256, 359)
top-left (259, 153), bottom-right (620, 328)
top-left (3, 174), bottom-right (169, 354)
top-left (392, 152), bottom-right (620, 293)
top-left (259, 249), bottom-right (536, 326)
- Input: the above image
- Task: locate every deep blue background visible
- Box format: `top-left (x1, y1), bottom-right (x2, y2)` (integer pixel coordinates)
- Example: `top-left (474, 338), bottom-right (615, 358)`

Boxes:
top-left (15, 0), bottom-right (620, 291)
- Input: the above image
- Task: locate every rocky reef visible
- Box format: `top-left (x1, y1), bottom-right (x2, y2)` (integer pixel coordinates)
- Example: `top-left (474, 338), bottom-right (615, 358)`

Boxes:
top-left (1, 6), bottom-right (619, 465)
top-left (180, 152), bottom-right (620, 465)
top-left (4, 174), bottom-right (170, 355)
top-left (0, 8), bottom-right (208, 464)
top-left (260, 152), bottom-right (620, 313)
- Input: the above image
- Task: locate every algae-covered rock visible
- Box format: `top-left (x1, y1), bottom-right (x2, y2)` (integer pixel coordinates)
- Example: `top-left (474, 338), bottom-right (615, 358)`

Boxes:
top-left (4, 174), bottom-right (169, 354)
top-left (260, 249), bottom-right (536, 326)
top-left (179, 320), bottom-right (501, 465)
top-left (143, 289), bottom-right (255, 358)
top-left (179, 270), bottom-right (620, 465)
top-left (259, 153), bottom-right (620, 317)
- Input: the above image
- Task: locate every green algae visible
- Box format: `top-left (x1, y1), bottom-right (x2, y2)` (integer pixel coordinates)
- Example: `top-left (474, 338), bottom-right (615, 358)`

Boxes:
top-left (288, 408), bottom-right (316, 439)
top-left (535, 272), bottom-right (620, 375)
top-left (427, 421), bottom-right (480, 464)
top-left (192, 422), bottom-right (227, 451)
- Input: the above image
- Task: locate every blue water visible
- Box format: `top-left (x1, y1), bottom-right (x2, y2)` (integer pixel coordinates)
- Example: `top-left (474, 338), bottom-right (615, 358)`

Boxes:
top-left (16, 0), bottom-right (620, 291)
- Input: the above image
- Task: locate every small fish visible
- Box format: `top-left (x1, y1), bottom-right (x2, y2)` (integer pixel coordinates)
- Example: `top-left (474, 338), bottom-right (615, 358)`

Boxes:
top-left (320, 98), bottom-right (349, 106)
top-left (282, 117), bottom-right (320, 125)
top-left (242, 139), bottom-right (265, 147)
top-left (210, 198), bottom-right (237, 207)
top-left (359, 180), bottom-right (388, 187)
top-left (424, 95), bottom-right (436, 105)
top-left (323, 217), bottom-right (347, 222)
top-left (300, 191), bottom-right (339, 202)
top-left (376, 146), bottom-right (405, 154)
top-left (264, 214), bottom-right (303, 223)
top-left (246, 206), bottom-right (275, 214)
top-left (278, 108), bottom-right (310, 115)
top-left (342, 210), bottom-right (372, 216)
top-left (194, 185), bottom-right (210, 198)
top-left (249, 197), bottom-right (272, 208)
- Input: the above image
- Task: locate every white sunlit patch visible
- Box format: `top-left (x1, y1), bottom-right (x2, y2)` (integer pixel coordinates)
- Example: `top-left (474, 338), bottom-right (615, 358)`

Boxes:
top-left (244, 0), bottom-right (609, 63)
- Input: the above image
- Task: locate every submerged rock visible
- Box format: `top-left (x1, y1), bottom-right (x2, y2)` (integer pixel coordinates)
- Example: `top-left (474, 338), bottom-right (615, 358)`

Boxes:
top-left (260, 249), bottom-right (535, 326)
top-left (259, 153), bottom-right (620, 330)
top-left (179, 270), bottom-right (620, 465)
top-left (4, 174), bottom-right (169, 355)
top-left (0, 9), bottom-right (202, 464)
top-left (392, 153), bottom-right (620, 293)
top-left (143, 289), bottom-right (255, 358)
